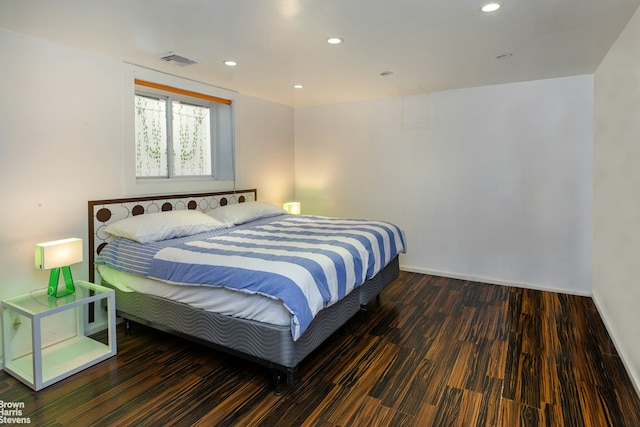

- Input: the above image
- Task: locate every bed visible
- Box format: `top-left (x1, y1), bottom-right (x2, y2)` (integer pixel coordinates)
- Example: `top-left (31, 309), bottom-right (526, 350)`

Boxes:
top-left (88, 189), bottom-right (405, 390)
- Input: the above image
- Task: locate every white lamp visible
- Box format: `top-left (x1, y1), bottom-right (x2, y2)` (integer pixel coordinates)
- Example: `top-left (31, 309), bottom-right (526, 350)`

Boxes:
top-left (283, 202), bottom-right (301, 215)
top-left (35, 238), bottom-right (83, 297)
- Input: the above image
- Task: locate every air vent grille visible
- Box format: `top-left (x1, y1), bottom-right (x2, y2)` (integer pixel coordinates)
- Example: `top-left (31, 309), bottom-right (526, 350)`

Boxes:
top-left (156, 51), bottom-right (200, 67)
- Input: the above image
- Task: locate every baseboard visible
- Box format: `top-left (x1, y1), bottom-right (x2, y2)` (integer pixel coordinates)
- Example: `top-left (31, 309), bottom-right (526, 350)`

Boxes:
top-left (399, 264), bottom-right (592, 297)
top-left (591, 291), bottom-right (640, 399)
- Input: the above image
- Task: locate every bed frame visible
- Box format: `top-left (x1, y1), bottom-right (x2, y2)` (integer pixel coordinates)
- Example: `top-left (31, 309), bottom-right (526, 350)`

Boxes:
top-left (88, 189), bottom-right (400, 391)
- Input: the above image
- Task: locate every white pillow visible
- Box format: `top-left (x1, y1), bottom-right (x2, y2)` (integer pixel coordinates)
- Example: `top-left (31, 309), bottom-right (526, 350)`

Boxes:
top-left (105, 209), bottom-right (227, 243)
top-left (207, 201), bottom-right (286, 225)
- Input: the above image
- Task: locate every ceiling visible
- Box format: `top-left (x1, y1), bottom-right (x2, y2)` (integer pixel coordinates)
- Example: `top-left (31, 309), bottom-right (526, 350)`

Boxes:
top-left (1, 0), bottom-right (638, 107)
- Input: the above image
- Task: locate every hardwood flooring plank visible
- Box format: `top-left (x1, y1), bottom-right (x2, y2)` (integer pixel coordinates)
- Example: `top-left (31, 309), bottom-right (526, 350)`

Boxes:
top-left (447, 338), bottom-right (497, 393)
top-left (418, 357), bottom-right (459, 407)
top-left (456, 388), bottom-right (485, 427)
top-left (392, 358), bottom-right (437, 417)
top-left (412, 402), bottom-right (438, 427)
top-left (487, 339), bottom-right (508, 379)
top-left (431, 386), bottom-right (463, 426)
top-left (378, 348), bottom-right (438, 416)
top-left (293, 380), bottom-right (346, 426)
top-left (555, 365), bottom-right (587, 426)
top-left (477, 376), bottom-right (504, 427)
top-left (324, 383), bottom-right (372, 425)
top-left (345, 396), bottom-right (390, 426)
top-left (499, 398), bottom-right (543, 427)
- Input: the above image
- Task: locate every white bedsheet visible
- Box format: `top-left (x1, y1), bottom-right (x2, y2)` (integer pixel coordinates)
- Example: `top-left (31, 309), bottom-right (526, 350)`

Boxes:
top-left (97, 265), bottom-right (291, 326)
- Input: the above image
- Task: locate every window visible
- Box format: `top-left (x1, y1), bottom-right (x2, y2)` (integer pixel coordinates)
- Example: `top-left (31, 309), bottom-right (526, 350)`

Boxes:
top-left (123, 65), bottom-right (236, 195)
top-left (134, 79), bottom-right (231, 180)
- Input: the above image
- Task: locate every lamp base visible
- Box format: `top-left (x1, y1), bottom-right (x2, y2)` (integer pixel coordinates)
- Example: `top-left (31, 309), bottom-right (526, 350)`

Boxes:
top-left (47, 266), bottom-right (76, 297)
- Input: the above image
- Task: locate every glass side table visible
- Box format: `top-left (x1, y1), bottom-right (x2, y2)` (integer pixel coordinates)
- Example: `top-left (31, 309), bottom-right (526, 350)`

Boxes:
top-left (2, 280), bottom-right (117, 390)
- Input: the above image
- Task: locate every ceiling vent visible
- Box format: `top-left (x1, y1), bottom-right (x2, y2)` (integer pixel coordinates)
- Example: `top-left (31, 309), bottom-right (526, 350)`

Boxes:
top-left (156, 51), bottom-right (200, 67)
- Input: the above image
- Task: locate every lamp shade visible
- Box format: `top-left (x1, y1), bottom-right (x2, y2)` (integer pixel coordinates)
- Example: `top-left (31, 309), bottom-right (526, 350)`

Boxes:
top-left (35, 238), bottom-right (83, 270)
top-left (283, 202), bottom-right (301, 215)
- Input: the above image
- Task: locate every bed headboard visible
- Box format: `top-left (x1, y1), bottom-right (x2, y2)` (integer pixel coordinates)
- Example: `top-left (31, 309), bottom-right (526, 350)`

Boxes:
top-left (87, 189), bottom-right (257, 282)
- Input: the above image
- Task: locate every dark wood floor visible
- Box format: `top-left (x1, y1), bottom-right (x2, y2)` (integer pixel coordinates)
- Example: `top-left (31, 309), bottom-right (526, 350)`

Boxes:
top-left (2, 272), bottom-right (640, 426)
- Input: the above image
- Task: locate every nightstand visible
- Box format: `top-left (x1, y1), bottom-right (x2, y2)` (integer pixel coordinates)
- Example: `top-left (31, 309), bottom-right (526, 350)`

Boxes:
top-left (1, 280), bottom-right (117, 390)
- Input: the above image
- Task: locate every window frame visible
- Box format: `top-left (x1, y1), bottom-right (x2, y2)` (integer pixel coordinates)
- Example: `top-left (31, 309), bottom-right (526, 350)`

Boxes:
top-left (122, 64), bottom-right (236, 196)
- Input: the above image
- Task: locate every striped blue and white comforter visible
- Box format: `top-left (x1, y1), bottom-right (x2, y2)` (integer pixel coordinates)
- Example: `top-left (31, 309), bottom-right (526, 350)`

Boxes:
top-left (97, 215), bottom-right (406, 340)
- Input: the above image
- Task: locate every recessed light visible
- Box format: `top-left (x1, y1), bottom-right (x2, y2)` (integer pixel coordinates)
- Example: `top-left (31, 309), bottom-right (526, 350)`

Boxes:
top-left (293, 84), bottom-right (304, 89)
top-left (496, 53), bottom-right (513, 59)
top-left (481, 2), bottom-right (501, 12)
top-left (223, 60), bottom-right (238, 66)
top-left (326, 37), bottom-right (343, 45)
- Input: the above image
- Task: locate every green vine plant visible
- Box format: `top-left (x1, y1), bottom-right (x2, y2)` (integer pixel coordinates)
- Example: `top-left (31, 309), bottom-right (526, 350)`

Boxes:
top-left (135, 96), bottom-right (167, 177)
top-left (173, 102), bottom-right (211, 176)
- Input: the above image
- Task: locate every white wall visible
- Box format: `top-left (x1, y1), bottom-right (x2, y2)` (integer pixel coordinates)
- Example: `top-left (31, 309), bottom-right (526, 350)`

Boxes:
top-left (594, 6), bottom-right (640, 394)
top-left (0, 28), bottom-right (294, 361)
top-left (0, 28), bottom-right (122, 299)
top-left (235, 94), bottom-right (295, 204)
top-left (295, 76), bottom-right (593, 294)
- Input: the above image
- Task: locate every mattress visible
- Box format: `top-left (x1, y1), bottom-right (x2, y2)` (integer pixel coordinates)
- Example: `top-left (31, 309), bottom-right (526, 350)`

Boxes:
top-left (97, 264), bottom-right (290, 326)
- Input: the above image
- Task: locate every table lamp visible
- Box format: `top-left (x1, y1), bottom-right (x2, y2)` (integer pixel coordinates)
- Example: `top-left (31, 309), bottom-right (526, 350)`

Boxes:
top-left (35, 238), bottom-right (83, 297)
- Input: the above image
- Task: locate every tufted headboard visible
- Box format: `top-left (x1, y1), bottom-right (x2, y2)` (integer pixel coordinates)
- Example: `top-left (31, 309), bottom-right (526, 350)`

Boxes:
top-left (87, 189), bottom-right (257, 282)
